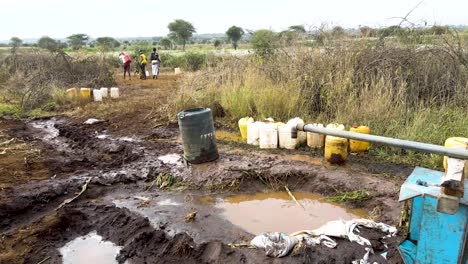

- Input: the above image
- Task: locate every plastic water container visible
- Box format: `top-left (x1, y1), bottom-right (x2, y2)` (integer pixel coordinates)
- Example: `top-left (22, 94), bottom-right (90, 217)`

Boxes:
top-left (238, 117), bottom-right (254, 141)
top-left (287, 118), bottom-right (306, 146)
top-left (177, 108), bottom-right (218, 163)
top-left (66, 88), bottom-right (78, 100)
top-left (247, 122), bottom-right (261, 146)
top-left (443, 137), bottom-right (468, 170)
top-left (100, 87), bottom-right (108, 98)
top-left (93, 89), bottom-right (103, 102)
top-left (146, 70), bottom-right (149, 77)
top-left (349, 125), bottom-right (370, 153)
top-left (79, 88), bottom-right (91, 101)
top-left (278, 124), bottom-right (299, 149)
top-left (326, 123), bottom-right (345, 130)
top-left (174, 68), bottom-right (181, 75)
top-left (325, 136), bottom-right (348, 164)
top-left (307, 123), bottom-right (325, 148)
top-left (259, 122), bottom-right (278, 149)
top-left (110, 87), bottom-right (119, 99)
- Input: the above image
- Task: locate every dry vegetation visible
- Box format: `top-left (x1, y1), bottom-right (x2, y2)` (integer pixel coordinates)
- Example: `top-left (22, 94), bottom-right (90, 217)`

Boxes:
top-left (173, 34), bottom-right (468, 168)
top-left (0, 49), bottom-right (115, 112)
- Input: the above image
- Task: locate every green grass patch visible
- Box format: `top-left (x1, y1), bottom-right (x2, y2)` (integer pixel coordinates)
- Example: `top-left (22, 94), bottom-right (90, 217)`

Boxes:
top-left (327, 190), bottom-right (371, 203)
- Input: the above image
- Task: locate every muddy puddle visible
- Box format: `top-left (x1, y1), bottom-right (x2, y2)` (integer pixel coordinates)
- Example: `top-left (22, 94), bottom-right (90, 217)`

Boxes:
top-left (213, 192), bottom-right (368, 234)
top-left (60, 231), bottom-right (121, 264)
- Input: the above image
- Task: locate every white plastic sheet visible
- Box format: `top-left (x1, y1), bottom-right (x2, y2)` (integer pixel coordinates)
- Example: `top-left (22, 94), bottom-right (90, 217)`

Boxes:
top-left (252, 219), bottom-right (397, 258)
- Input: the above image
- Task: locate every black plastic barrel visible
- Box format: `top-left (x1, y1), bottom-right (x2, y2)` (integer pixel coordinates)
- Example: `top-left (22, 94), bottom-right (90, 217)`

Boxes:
top-left (177, 108), bottom-right (219, 163)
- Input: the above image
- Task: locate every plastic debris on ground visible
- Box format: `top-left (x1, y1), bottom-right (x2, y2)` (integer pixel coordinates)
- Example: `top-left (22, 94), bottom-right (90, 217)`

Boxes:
top-left (250, 232), bottom-right (298, 257)
top-left (250, 219), bottom-right (397, 259)
top-left (83, 118), bottom-right (103, 125)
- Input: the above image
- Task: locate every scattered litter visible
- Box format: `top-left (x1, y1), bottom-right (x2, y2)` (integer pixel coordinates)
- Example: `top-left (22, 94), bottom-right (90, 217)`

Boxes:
top-left (56, 177), bottom-right (92, 210)
top-left (251, 219), bottom-right (397, 258)
top-left (84, 118), bottom-right (103, 125)
top-left (251, 232), bottom-right (298, 257)
top-left (185, 211), bottom-right (197, 222)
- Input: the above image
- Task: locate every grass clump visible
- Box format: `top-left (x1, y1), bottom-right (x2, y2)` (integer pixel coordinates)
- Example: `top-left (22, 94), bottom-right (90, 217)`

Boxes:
top-left (327, 190), bottom-right (371, 203)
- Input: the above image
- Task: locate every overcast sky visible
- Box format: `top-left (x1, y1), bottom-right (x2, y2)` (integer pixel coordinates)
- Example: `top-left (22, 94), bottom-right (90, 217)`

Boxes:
top-left (2, 0), bottom-right (467, 40)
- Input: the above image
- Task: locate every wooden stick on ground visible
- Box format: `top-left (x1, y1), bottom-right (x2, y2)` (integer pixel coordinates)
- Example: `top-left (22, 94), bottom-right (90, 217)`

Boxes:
top-left (285, 186), bottom-right (305, 210)
top-left (56, 177), bottom-right (92, 210)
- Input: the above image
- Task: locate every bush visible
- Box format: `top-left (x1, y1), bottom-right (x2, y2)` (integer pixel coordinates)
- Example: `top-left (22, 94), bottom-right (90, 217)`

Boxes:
top-left (0, 50), bottom-right (115, 110)
top-left (159, 52), bottom-right (209, 71)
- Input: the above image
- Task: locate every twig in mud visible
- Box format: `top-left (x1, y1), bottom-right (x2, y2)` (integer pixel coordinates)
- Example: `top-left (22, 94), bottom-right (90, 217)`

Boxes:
top-left (0, 138), bottom-right (14, 146)
top-left (55, 177), bottom-right (92, 210)
top-left (285, 186), bottom-right (305, 210)
top-left (144, 107), bottom-right (155, 120)
top-left (37, 256), bottom-right (50, 264)
top-left (228, 243), bottom-right (256, 249)
top-left (0, 148), bottom-right (8, 155)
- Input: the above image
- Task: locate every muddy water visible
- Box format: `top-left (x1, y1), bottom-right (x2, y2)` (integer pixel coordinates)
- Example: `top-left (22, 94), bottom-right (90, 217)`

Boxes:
top-left (214, 192), bottom-right (368, 234)
top-left (60, 231), bottom-right (121, 264)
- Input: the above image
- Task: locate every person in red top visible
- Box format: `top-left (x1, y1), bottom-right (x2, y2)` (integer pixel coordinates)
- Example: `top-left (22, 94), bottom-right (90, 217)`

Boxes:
top-left (119, 51), bottom-right (132, 80)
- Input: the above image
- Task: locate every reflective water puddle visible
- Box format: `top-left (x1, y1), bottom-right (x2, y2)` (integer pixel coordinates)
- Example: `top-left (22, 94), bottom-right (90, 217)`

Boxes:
top-left (60, 231), bottom-right (121, 264)
top-left (215, 192), bottom-right (368, 234)
top-left (158, 153), bottom-right (183, 165)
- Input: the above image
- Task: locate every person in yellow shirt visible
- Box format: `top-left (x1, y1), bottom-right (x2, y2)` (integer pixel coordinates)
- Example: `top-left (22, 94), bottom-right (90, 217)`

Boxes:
top-left (138, 50), bottom-right (147, 80)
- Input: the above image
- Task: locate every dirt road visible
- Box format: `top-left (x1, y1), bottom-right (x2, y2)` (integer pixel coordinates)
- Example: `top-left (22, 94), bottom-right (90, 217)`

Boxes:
top-left (0, 72), bottom-right (410, 263)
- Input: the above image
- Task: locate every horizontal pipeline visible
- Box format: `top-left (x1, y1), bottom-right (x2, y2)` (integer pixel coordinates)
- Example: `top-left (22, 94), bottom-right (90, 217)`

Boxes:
top-left (294, 124), bottom-right (468, 160)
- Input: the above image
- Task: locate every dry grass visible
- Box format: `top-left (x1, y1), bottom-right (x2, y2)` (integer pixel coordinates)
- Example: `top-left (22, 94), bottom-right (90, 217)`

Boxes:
top-left (172, 39), bottom-right (468, 168)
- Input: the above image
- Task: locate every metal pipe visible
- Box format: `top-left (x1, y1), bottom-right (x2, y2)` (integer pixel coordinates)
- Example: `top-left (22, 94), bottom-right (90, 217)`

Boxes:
top-left (295, 123), bottom-right (468, 160)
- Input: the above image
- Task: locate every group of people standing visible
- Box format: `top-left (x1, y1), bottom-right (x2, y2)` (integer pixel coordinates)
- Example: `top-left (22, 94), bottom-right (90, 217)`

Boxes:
top-left (118, 48), bottom-right (160, 80)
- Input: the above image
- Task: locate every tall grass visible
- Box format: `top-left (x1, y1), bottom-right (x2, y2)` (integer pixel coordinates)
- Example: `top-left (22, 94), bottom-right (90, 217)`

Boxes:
top-left (172, 40), bottom-right (468, 168)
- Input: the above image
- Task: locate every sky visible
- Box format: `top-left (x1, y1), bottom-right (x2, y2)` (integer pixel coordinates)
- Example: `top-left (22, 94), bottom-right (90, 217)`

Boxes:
top-left (1, 0), bottom-right (467, 41)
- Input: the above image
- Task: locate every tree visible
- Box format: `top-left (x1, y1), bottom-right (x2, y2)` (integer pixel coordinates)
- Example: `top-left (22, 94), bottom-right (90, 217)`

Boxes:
top-left (159, 38), bottom-right (172, 50)
top-left (251, 29), bottom-right (278, 57)
top-left (167, 19), bottom-right (196, 51)
top-left (37, 36), bottom-right (59, 52)
top-left (331, 26), bottom-right (346, 37)
top-left (213, 39), bottom-right (221, 48)
top-left (359, 26), bottom-right (377, 38)
top-left (289, 25), bottom-right (306, 33)
top-left (9, 37), bottom-right (22, 49)
top-left (96, 37), bottom-right (120, 51)
top-left (226, 26), bottom-right (244, 50)
top-left (67, 34), bottom-right (89, 50)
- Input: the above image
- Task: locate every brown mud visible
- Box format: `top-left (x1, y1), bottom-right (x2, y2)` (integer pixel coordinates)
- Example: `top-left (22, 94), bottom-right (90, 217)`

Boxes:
top-left (0, 73), bottom-right (411, 263)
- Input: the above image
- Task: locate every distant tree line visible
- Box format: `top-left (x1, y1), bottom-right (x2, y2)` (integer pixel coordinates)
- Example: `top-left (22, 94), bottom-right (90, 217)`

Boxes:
top-left (4, 23), bottom-right (465, 52)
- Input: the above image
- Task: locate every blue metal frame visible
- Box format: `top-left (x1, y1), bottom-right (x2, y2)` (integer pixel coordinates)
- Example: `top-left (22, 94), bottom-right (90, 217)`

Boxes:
top-left (399, 167), bottom-right (467, 264)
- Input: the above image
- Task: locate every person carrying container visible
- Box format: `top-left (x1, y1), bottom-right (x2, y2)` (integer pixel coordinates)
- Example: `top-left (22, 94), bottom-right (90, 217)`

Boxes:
top-left (150, 48), bottom-right (160, 79)
top-left (138, 50), bottom-right (147, 80)
top-left (119, 51), bottom-right (132, 80)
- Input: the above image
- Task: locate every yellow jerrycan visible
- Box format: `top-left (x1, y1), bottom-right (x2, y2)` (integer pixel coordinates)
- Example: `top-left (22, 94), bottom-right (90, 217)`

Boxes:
top-left (66, 88), bottom-right (78, 100)
top-left (349, 124), bottom-right (370, 153)
top-left (238, 117), bottom-right (254, 141)
top-left (443, 137), bottom-right (468, 170)
top-left (324, 123), bottom-right (347, 164)
top-left (79, 88), bottom-right (92, 101)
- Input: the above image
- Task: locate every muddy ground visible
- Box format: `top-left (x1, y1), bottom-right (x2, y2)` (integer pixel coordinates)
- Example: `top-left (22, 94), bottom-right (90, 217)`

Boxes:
top-left (0, 72), bottom-right (413, 263)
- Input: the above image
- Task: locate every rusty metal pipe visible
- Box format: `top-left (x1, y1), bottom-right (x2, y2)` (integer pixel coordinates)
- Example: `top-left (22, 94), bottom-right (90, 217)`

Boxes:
top-left (294, 123), bottom-right (468, 160)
